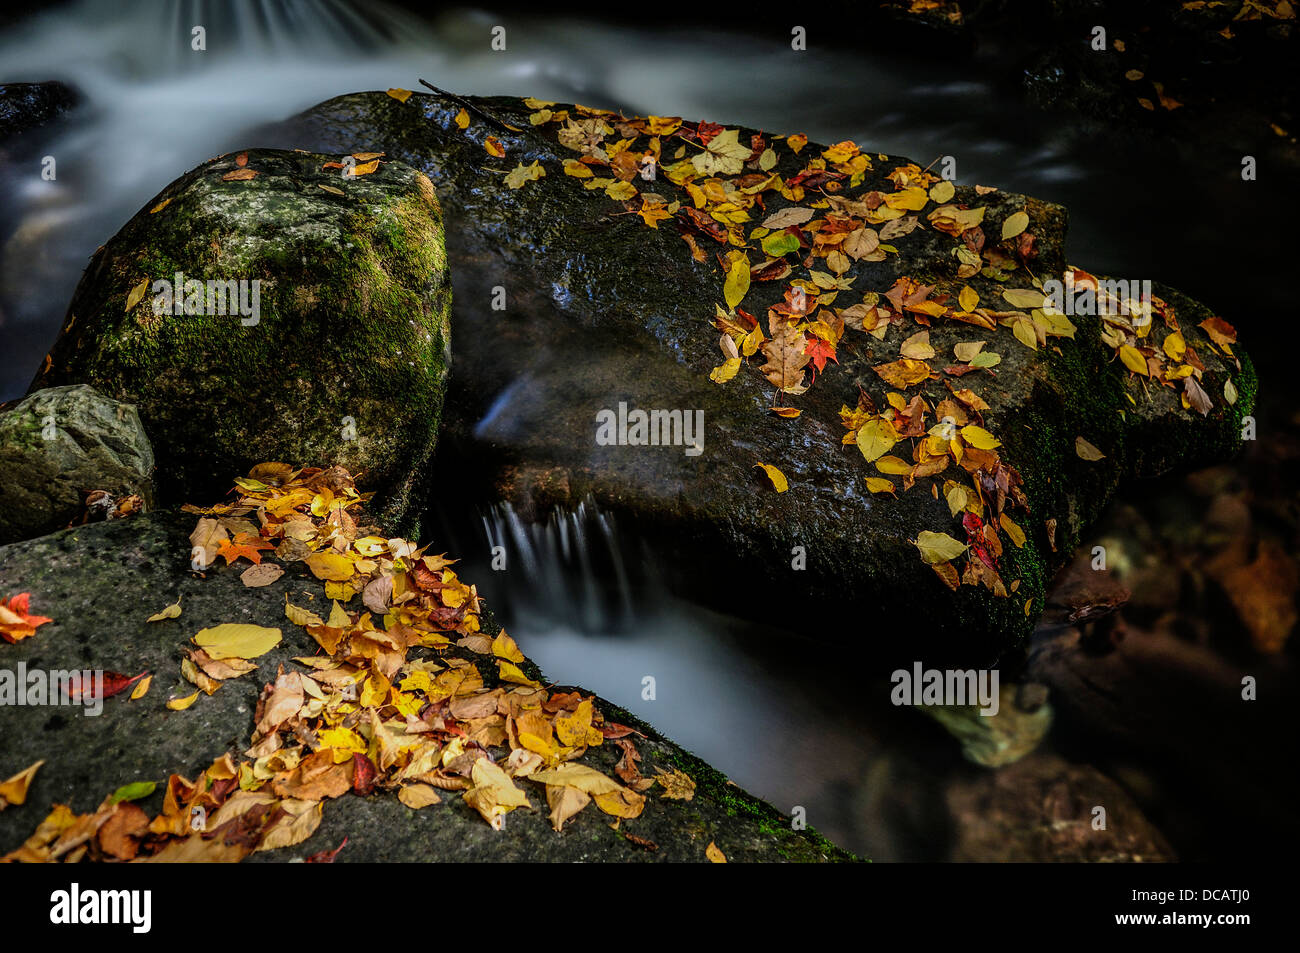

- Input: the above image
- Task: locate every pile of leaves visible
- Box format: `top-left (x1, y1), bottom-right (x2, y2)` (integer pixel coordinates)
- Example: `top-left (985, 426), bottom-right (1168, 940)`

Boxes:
top-left (3, 465), bottom-right (707, 863)
top-left (457, 96), bottom-right (1242, 597)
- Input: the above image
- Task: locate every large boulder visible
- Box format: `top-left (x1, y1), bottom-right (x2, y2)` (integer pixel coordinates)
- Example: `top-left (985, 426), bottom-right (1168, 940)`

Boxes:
top-left (0, 508), bottom-right (849, 862)
top-left (267, 91), bottom-right (1255, 665)
top-left (0, 384), bottom-right (154, 544)
top-left (31, 149), bottom-right (452, 530)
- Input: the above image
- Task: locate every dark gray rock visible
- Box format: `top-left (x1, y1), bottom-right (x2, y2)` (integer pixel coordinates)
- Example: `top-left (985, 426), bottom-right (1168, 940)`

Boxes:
top-left (0, 81), bottom-right (77, 141)
top-left (0, 511), bottom-right (852, 862)
top-left (0, 384), bottom-right (153, 545)
top-left (264, 90), bottom-right (1254, 665)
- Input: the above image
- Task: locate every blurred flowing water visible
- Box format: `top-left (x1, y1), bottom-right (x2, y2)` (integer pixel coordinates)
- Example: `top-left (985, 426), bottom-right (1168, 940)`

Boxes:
top-left (1, 0), bottom-right (1290, 860)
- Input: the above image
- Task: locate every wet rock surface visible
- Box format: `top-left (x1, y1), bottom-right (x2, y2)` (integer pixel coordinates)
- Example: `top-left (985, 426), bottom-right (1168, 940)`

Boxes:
top-left (0, 511), bottom-right (851, 862)
top-left (269, 90), bottom-right (1254, 665)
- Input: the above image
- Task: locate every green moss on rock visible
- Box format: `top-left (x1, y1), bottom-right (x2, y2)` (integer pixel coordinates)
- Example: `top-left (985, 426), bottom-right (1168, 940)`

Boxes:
top-left (33, 149), bottom-right (452, 529)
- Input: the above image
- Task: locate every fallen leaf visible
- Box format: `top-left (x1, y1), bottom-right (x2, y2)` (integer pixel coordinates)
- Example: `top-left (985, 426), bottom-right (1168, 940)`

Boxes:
top-left (0, 761), bottom-right (43, 809)
top-left (192, 623), bottom-right (282, 661)
top-left (754, 463), bottom-right (788, 492)
top-left (915, 531), bottom-right (968, 565)
top-left (1075, 436), bottom-right (1106, 461)
top-left (166, 691), bottom-right (201, 711)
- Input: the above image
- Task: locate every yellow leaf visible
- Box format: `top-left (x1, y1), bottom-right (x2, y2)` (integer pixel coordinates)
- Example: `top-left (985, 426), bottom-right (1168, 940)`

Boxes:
top-left (960, 425), bottom-right (1001, 450)
top-left (166, 691), bottom-right (201, 711)
top-left (484, 136), bottom-right (506, 158)
top-left (350, 159), bottom-right (379, 176)
top-left (1119, 345), bottom-right (1148, 376)
top-left (605, 180), bottom-right (637, 201)
top-left (305, 551), bottom-right (354, 581)
top-left (872, 358), bottom-right (932, 388)
top-left (653, 767), bottom-right (697, 800)
top-left (709, 358), bottom-right (741, 383)
top-left (999, 514), bottom-right (1027, 548)
top-left (497, 660), bottom-right (541, 688)
top-left (125, 278), bottom-right (149, 311)
top-left (724, 252), bottom-right (751, 310)
top-left (463, 758), bottom-right (530, 825)
top-left (546, 785), bottom-right (591, 831)
top-left (754, 463), bottom-right (788, 492)
top-left (192, 623), bottom-right (282, 661)
top-left (398, 784), bottom-right (442, 809)
top-left (1001, 211), bottom-right (1029, 240)
top-left (593, 788), bottom-right (646, 819)
top-left (958, 286), bottom-right (979, 312)
top-left (492, 630), bottom-right (525, 663)
top-left (1162, 331), bottom-right (1186, 362)
top-left (555, 700), bottom-right (603, 748)
top-left (928, 180), bottom-right (955, 204)
top-left (563, 158), bottom-right (593, 178)
top-left (900, 330), bottom-right (934, 360)
top-left (706, 841), bottom-right (728, 863)
top-left (856, 418), bottom-right (899, 463)
top-left (915, 531), bottom-right (968, 565)
top-left (147, 598), bottom-right (182, 622)
top-left (864, 477), bottom-right (896, 494)
top-left (386, 88), bottom-right (413, 103)
top-left (0, 760), bottom-right (44, 807)
top-left (875, 455), bottom-right (912, 475)
top-left (284, 598), bottom-right (324, 628)
top-left (1012, 316), bottom-right (1039, 350)
top-left (503, 160), bottom-right (545, 189)
top-left (1001, 288), bottom-right (1045, 309)
top-left (130, 674), bottom-right (152, 700)
top-left (454, 108), bottom-right (469, 129)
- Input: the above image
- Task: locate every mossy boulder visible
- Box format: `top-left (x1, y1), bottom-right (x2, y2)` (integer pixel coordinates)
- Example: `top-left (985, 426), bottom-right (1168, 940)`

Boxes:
top-left (32, 149), bottom-right (452, 529)
top-left (0, 384), bottom-right (154, 544)
top-left (0, 511), bottom-right (852, 863)
top-left (271, 93), bottom-right (1253, 665)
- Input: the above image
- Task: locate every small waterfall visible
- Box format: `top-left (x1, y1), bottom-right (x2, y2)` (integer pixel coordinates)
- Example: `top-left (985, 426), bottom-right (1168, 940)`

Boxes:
top-left (478, 497), bottom-right (636, 633)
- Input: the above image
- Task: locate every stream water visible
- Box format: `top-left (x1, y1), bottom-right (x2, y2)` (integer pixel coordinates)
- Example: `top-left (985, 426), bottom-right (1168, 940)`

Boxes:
top-left (1, 0), bottom-right (1290, 860)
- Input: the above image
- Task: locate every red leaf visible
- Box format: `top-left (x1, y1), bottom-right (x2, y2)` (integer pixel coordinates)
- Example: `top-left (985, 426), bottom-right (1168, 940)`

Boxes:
top-left (351, 753), bottom-right (377, 795)
top-left (305, 836), bottom-right (348, 863)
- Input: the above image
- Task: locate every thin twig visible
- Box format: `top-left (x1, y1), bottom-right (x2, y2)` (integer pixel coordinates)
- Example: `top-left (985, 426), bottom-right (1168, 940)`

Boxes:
top-left (418, 79), bottom-right (522, 133)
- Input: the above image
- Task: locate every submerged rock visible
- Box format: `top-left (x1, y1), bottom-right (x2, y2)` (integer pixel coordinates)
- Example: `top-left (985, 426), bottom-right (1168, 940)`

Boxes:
top-left (921, 682), bottom-right (1052, 768)
top-left (0, 384), bottom-right (153, 545)
top-left (0, 81), bottom-right (77, 141)
top-left (32, 149), bottom-right (452, 530)
top-left (268, 90), bottom-right (1254, 664)
top-left (945, 751), bottom-right (1174, 862)
top-left (0, 510), bottom-right (849, 862)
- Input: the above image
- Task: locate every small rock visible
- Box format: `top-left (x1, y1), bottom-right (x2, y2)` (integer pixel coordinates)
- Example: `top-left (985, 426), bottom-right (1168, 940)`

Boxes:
top-left (0, 81), bottom-right (77, 141)
top-left (0, 384), bottom-right (153, 544)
